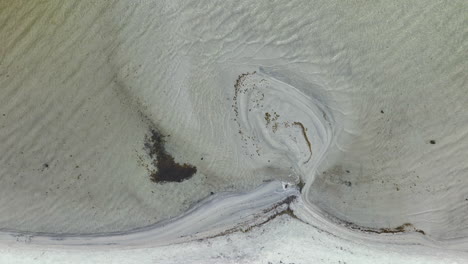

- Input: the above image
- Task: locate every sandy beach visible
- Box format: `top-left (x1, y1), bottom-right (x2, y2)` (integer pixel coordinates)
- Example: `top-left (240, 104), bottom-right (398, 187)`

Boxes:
top-left (0, 0), bottom-right (467, 263)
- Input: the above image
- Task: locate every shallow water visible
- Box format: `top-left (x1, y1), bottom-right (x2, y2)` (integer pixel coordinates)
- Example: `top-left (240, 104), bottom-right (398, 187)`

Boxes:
top-left (0, 0), bottom-right (467, 262)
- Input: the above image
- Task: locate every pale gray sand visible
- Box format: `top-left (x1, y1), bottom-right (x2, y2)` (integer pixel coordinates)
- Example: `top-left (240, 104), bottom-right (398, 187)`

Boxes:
top-left (0, 1), bottom-right (467, 263)
top-left (303, 1), bottom-right (468, 242)
top-left (3, 216), bottom-right (468, 264)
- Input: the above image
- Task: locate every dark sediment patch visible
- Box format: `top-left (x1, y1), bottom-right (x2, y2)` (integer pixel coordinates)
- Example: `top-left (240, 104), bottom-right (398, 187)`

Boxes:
top-left (343, 221), bottom-right (425, 235)
top-left (144, 129), bottom-right (197, 183)
top-left (292, 121), bottom-right (312, 162)
top-left (200, 195), bottom-right (301, 240)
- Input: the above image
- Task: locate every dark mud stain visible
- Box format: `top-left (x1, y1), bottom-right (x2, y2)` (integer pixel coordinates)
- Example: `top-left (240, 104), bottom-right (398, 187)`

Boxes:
top-left (292, 121), bottom-right (312, 162)
top-left (264, 112), bottom-right (271, 126)
top-left (232, 71), bottom-right (264, 158)
top-left (379, 223), bottom-right (425, 235)
top-left (144, 129), bottom-right (197, 183)
top-left (232, 71), bottom-right (256, 121)
top-left (343, 221), bottom-right (425, 235)
top-left (297, 180), bottom-right (305, 191)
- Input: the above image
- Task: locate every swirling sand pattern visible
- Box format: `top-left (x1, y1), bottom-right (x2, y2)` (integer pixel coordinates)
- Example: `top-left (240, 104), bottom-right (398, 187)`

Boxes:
top-left (231, 70), bottom-right (333, 186)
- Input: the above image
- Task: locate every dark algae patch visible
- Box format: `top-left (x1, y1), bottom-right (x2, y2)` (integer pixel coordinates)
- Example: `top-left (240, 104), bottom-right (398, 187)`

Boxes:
top-left (377, 223), bottom-right (426, 235)
top-left (144, 129), bottom-right (197, 183)
top-left (292, 121), bottom-right (312, 162)
top-left (343, 221), bottom-right (425, 235)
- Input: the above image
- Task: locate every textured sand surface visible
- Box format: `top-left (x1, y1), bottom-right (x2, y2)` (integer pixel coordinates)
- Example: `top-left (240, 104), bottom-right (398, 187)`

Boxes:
top-left (0, 0), bottom-right (467, 263)
top-left (2, 216), bottom-right (468, 264)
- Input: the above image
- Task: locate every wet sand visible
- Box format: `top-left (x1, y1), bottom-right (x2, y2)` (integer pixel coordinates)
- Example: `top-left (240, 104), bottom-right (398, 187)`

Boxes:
top-left (0, 0), bottom-right (467, 263)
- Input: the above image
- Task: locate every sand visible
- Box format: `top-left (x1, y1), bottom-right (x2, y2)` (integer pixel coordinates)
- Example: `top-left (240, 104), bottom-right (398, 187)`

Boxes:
top-left (0, 0), bottom-right (467, 263)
